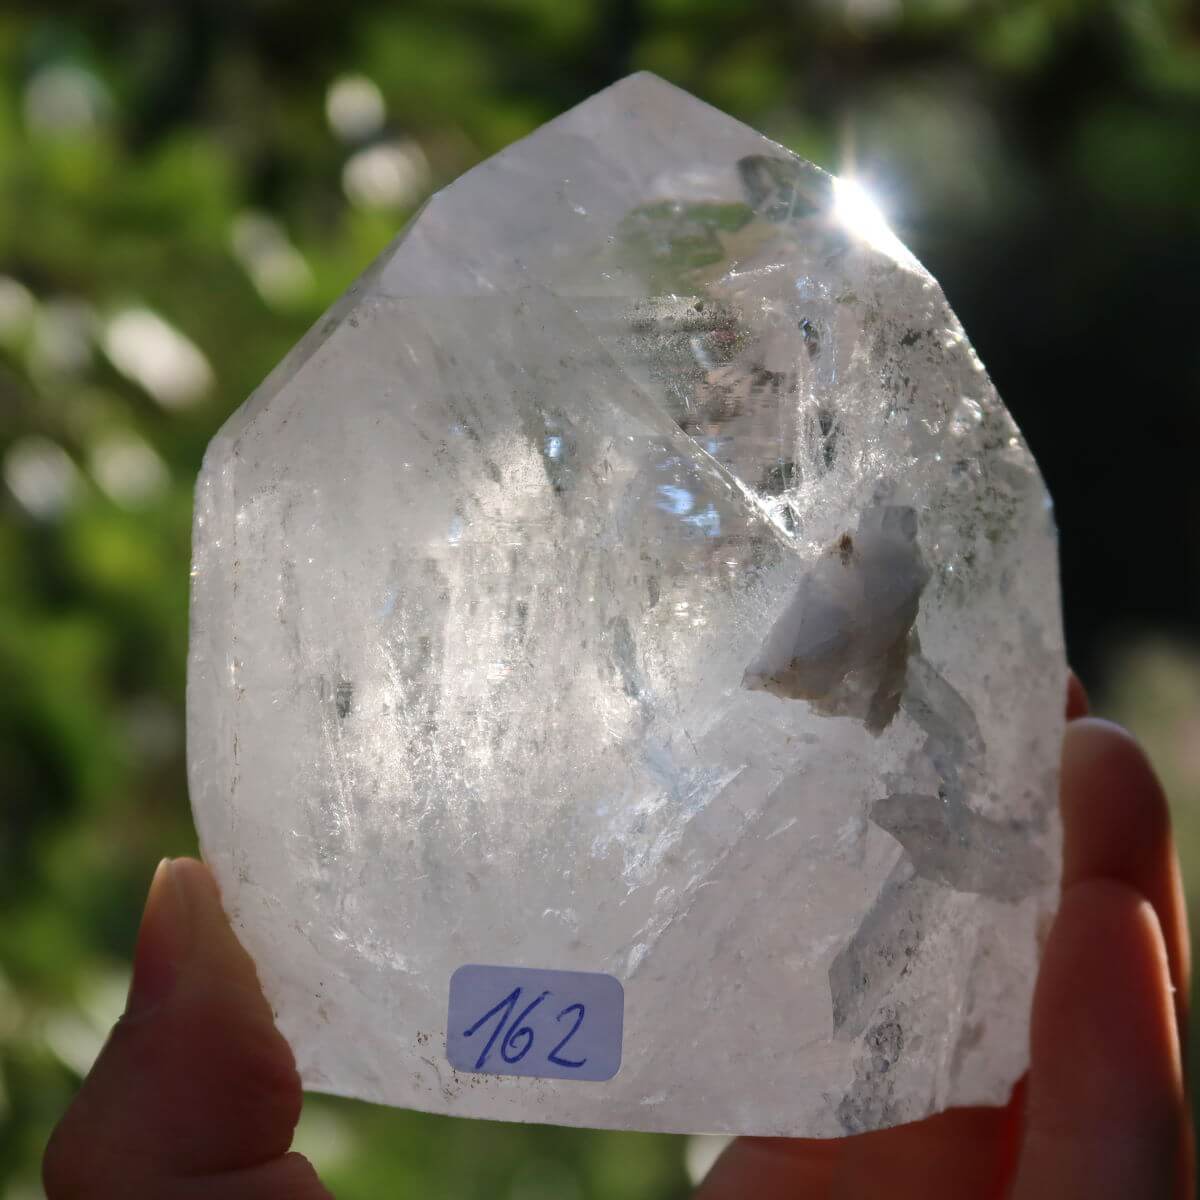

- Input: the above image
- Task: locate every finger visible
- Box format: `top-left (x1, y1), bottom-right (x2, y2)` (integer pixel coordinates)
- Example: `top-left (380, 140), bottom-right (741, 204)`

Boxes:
top-left (1012, 879), bottom-right (1186, 1199)
top-left (43, 858), bottom-right (331, 1198)
top-left (696, 1136), bottom-right (838, 1195)
top-left (82, 1153), bottom-right (334, 1200)
top-left (165, 1153), bottom-right (333, 1199)
top-left (699, 1103), bottom-right (1019, 1199)
top-left (825, 1104), bottom-right (1020, 1199)
top-left (1060, 720), bottom-right (1190, 1033)
top-left (1066, 672), bottom-right (1089, 720)
top-left (696, 672), bottom-right (1091, 1198)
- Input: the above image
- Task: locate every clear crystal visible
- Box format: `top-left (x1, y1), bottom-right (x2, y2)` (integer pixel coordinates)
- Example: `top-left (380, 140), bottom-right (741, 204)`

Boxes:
top-left (188, 73), bottom-right (1065, 1136)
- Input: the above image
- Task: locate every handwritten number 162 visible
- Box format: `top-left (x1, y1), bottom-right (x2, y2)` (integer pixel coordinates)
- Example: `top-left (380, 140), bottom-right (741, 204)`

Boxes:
top-left (462, 986), bottom-right (587, 1071)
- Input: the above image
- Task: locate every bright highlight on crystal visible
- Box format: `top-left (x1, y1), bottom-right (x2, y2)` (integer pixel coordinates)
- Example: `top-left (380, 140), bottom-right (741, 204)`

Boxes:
top-left (188, 74), bottom-right (1065, 1137)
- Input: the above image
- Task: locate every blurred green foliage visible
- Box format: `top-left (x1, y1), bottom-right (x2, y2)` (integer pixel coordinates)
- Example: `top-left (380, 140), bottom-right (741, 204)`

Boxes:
top-left (1, 1), bottom-right (1198, 1195)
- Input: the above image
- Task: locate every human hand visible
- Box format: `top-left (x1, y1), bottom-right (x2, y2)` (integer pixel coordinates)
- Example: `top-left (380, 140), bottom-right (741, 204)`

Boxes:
top-left (699, 680), bottom-right (1193, 1199)
top-left (44, 682), bottom-right (1193, 1198)
top-left (42, 855), bottom-right (332, 1199)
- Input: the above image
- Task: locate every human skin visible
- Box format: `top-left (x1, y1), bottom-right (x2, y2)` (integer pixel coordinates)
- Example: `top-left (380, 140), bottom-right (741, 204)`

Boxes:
top-left (43, 679), bottom-right (1194, 1198)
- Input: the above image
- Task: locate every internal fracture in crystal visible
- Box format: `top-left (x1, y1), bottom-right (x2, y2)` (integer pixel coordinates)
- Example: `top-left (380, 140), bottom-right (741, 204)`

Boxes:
top-left (187, 73), bottom-right (1066, 1136)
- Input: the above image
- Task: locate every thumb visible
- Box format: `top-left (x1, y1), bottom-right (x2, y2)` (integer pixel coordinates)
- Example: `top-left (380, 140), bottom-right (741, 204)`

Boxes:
top-left (43, 858), bottom-right (332, 1198)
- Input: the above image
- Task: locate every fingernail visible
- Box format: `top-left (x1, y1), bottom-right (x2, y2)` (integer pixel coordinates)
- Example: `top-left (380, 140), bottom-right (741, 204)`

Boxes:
top-left (126, 858), bottom-right (195, 1018)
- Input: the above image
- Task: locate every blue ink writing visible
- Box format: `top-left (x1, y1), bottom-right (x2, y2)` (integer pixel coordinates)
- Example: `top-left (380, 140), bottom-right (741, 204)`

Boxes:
top-left (447, 964), bottom-right (623, 1082)
top-left (548, 1002), bottom-right (587, 1068)
top-left (500, 990), bottom-right (548, 1063)
top-left (461, 986), bottom-right (522, 1071)
top-left (462, 987), bottom-right (588, 1072)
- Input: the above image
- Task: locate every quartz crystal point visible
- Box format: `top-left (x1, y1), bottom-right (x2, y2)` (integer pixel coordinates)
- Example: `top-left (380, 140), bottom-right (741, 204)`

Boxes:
top-left (188, 73), bottom-right (1066, 1136)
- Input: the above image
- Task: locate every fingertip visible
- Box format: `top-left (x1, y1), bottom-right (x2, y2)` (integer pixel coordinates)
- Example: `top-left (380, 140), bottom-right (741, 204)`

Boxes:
top-left (125, 855), bottom-right (273, 1028)
top-left (168, 856), bottom-right (234, 943)
top-left (1016, 879), bottom-right (1184, 1198)
top-left (126, 859), bottom-right (190, 1018)
top-left (45, 853), bottom-right (305, 1188)
top-left (169, 856), bottom-right (277, 1012)
top-left (1059, 718), bottom-right (1189, 1029)
top-left (1062, 718), bottom-right (1154, 793)
top-left (168, 855), bottom-right (220, 897)
top-left (1060, 719), bottom-right (1169, 880)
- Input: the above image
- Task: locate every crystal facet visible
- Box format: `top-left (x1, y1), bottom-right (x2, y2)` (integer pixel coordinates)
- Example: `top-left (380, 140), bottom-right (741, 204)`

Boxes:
top-left (188, 73), bottom-right (1066, 1136)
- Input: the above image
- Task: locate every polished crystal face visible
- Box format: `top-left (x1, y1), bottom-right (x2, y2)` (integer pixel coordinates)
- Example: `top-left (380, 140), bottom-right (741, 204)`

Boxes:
top-left (187, 73), bottom-right (1065, 1136)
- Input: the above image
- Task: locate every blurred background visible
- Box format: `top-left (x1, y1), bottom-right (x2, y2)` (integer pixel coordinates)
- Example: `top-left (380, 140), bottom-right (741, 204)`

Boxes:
top-left (1, 0), bottom-right (1198, 1194)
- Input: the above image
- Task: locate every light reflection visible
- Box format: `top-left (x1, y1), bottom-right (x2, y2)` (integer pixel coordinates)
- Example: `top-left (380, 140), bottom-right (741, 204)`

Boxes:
top-left (949, 396), bottom-right (984, 437)
top-left (342, 140), bottom-right (430, 210)
top-left (325, 74), bottom-right (386, 142)
top-left (230, 211), bottom-right (314, 307)
top-left (89, 432), bottom-right (168, 507)
top-left (23, 63), bottom-right (110, 137)
top-left (688, 333), bottom-right (715, 370)
top-left (103, 308), bottom-right (213, 409)
top-left (3, 436), bottom-right (80, 519)
top-left (682, 504), bottom-right (721, 537)
top-left (0, 277), bottom-right (34, 344)
top-left (831, 176), bottom-right (911, 264)
top-left (30, 299), bottom-right (95, 375)
top-left (685, 1134), bottom-right (733, 1185)
top-left (656, 484), bottom-right (693, 515)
